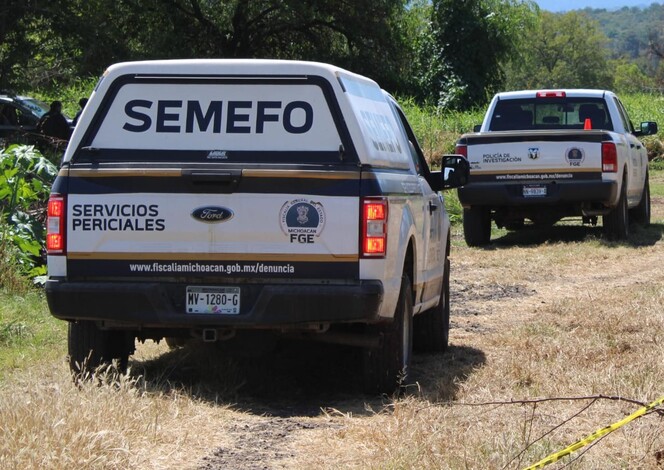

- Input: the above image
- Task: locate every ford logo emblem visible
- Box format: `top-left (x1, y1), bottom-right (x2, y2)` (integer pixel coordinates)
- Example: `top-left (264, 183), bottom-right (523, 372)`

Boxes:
top-left (191, 206), bottom-right (234, 224)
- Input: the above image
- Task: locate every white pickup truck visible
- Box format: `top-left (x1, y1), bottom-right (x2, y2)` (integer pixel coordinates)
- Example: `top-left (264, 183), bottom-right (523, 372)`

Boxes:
top-left (455, 89), bottom-right (658, 246)
top-left (44, 59), bottom-right (469, 393)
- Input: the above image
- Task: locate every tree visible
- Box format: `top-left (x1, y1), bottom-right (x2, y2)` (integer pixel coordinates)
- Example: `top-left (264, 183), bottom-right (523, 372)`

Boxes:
top-left (420, 0), bottom-right (537, 110)
top-left (611, 59), bottom-right (654, 93)
top-left (505, 11), bottom-right (613, 90)
top-left (1, 0), bottom-right (414, 95)
top-left (0, 1), bottom-right (44, 89)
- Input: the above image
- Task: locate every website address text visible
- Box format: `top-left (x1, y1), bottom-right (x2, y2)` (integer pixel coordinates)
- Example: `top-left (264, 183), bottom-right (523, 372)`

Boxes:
top-left (129, 261), bottom-right (295, 274)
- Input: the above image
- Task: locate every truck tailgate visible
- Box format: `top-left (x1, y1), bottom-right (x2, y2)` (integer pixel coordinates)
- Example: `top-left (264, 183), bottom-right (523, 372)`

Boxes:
top-left (62, 167), bottom-right (361, 280)
top-left (466, 131), bottom-right (605, 183)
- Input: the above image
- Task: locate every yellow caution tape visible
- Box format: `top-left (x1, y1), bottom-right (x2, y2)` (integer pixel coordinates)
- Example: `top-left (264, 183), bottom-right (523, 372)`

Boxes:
top-left (523, 394), bottom-right (664, 470)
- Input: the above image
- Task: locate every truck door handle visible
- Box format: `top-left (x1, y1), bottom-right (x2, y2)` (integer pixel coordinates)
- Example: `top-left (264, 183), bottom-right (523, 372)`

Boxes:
top-left (428, 201), bottom-right (438, 213)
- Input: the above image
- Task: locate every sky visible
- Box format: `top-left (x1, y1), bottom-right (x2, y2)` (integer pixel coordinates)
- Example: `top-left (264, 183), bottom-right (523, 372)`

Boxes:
top-left (534, 0), bottom-right (660, 11)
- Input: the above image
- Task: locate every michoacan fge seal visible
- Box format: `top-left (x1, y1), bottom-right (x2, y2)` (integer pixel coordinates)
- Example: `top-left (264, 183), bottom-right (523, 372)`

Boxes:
top-left (279, 199), bottom-right (326, 237)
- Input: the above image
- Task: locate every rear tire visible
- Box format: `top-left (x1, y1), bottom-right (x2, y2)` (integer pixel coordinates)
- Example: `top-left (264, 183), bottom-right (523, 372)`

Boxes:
top-left (630, 171), bottom-right (650, 227)
top-left (363, 275), bottom-right (413, 395)
top-left (414, 258), bottom-right (450, 353)
top-left (603, 177), bottom-right (629, 241)
top-left (68, 321), bottom-right (133, 376)
top-left (463, 207), bottom-right (491, 246)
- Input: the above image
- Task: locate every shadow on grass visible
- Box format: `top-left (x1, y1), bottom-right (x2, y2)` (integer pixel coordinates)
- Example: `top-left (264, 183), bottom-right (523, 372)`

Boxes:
top-left (481, 222), bottom-right (663, 249)
top-left (128, 339), bottom-right (486, 417)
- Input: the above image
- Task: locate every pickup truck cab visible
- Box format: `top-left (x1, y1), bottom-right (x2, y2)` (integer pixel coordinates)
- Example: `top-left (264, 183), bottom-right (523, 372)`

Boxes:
top-left (44, 59), bottom-right (468, 393)
top-left (456, 89), bottom-right (658, 245)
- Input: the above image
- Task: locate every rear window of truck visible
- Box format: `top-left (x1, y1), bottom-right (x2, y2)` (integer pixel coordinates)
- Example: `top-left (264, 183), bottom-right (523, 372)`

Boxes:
top-left (490, 98), bottom-right (613, 132)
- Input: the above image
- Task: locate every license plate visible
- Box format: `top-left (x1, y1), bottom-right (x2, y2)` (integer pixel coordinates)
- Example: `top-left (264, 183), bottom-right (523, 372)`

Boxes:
top-left (186, 286), bottom-right (240, 314)
top-left (523, 185), bottom-right (547, 197)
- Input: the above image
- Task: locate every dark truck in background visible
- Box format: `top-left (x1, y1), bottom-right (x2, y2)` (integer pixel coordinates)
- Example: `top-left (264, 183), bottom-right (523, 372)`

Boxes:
top-left (455, 89), bottom-right (658, 246)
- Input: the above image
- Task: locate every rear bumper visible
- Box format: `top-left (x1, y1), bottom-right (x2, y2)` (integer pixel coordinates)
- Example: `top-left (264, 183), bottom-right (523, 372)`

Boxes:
top-left (458, 180), bottom-right (618, 208)
top-left (45, 280), bottom-right (384, 328)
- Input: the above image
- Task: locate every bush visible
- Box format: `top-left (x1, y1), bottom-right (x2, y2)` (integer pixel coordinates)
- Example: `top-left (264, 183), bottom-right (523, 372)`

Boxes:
top-left (644, 137), bottom-right (664, 161)
top-left (0, 145), bottom-right (57, 281)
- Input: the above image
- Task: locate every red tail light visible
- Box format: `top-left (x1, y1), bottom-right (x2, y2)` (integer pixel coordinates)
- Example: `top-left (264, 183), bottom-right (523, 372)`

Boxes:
top-left (47, 195), bottom-right (66, 253)
top-left (536, 91), bottom-right (566, 98)
top-left (602, 142), bottom-right (618, 173)
top-left (455, 144), bottom-right (467, 158)
top-left (361, 197), bottom-right (387, 258)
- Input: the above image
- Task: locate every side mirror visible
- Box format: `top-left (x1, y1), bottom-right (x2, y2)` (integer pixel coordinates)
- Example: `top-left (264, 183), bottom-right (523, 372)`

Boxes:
top-left (427, 154), bottom-right (470, 191)
top-left (441, 154), bottom-right (469, 189)
top-left (635, 121), bottom-right (658, 137)
top-left (473, 124), bottom-right (482, 132)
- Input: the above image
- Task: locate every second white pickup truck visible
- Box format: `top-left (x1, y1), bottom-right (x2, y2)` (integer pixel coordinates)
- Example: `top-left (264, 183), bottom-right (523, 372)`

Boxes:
top-left (456, 89), bottom-right (658, 245)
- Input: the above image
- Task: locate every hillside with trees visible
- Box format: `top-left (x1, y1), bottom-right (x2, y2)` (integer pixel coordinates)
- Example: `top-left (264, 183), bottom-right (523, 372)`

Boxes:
top-left (583, 3), bottom-right (664, 90)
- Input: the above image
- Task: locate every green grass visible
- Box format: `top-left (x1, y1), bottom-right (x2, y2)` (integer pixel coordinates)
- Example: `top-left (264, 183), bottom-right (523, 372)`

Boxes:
top-left (0, 289), bottom-right (66, 379)
top-left (621, 92), bottom-right (664, 128)
top-left (651, 166), bottom-right (664, 198)
top-left (399, 96), bottom-right (485, 161)
top-left (33, 76), bottom-right (98, 118)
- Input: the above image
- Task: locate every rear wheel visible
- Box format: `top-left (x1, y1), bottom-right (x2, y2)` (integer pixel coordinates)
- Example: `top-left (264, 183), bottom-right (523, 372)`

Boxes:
top-left (68, 321), bottom-right (134, 376)
top-left (414, 258), bottom-right (450, 353)
top-left (363, 275), bottom-right (413, 395)
top-left (630, 171), bottom-right (650, 227)
top-left (603, 178), bottom-right (629, 241)
top-left (463, 207), bottom-right (491, 246)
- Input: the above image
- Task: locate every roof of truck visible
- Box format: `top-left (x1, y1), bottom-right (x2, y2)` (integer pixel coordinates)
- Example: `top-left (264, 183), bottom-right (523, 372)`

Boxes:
top-left (103, 59), bottom-right (377, 86)
top-left (495, 89), bottom-right (612, 100)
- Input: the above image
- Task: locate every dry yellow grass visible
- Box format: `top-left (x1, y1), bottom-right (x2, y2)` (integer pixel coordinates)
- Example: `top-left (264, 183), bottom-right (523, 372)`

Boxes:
top-left (282, 205), bottom-right (664, 469)
top-left (0, 363), bottom-right (233, 469)
top-left (1, 189), bottom-right (663, 469)
top-left (285, 268), bottom-right (664, 469)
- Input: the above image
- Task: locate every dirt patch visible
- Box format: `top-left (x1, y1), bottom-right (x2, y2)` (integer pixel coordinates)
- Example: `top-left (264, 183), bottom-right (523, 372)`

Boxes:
top-left (451, 279), bottom-right (535, 318)
top-left (199, 417), bottom-right (333, 470)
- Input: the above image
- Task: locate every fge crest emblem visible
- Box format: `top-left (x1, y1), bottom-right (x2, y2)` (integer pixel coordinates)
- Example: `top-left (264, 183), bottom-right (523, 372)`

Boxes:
top-left (280, 199), bottom-right (326, 244)
top-left (528, 147), bottom-right (539, 160)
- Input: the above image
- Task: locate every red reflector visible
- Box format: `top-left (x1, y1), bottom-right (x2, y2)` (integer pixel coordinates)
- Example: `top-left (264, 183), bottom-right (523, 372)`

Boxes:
top-left (46, 195), bottom-right (66, 254)
top-left (455, 144), bottom-right (467, 158)
top-left (364, 237), bottom-right (385, 255)
top-left (536, 91), bottom-right (566, 98)
top-left (361, 198), bottom-right (387, 258)
top-left (602, 142), bottom-right (618, 173)
top-left (46, 234), bottom-right (64, 252)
